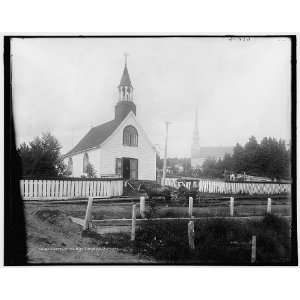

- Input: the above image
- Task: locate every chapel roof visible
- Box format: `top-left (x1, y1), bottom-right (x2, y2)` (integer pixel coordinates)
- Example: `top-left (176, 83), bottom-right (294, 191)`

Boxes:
top-left (65, 57), bottom-right (135, 157)
top-left (65, 119), bottom-right (121, 157)
top-left (119, 64), bottom-right (132, 87)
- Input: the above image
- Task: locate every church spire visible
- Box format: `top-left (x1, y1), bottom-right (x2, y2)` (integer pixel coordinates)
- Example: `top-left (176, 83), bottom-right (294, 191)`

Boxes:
top-left (118, 53), bottom-right (133, 101)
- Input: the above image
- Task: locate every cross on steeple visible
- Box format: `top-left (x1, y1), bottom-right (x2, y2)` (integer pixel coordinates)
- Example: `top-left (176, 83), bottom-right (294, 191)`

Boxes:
top-left (118, 54), bottom-right (133, 101)
top-left (124, 52), bottom-right (129, 66)
top-left (115, 55), bottom-right (136, 120)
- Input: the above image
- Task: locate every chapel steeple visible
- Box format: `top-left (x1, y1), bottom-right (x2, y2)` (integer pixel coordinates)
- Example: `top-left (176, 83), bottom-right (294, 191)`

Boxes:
top-left (115, 54), bottom-right (136, 121)
top-left (118, 53), bottom-right (133, 101)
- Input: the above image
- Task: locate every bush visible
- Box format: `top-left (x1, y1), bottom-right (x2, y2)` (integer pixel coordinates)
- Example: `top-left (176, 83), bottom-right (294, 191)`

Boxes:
top-left (86, 162), bottom-right (97, 178)
top-left (252, 214), bottom-right (291, 263)
top-left (133, 215), bottom-right (291, 264)
top-left (134, 220), bottom-right (191, 261)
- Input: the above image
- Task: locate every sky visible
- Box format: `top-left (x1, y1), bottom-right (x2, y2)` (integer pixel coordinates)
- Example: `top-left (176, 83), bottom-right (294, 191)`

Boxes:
top-left (11, 37), bottom-right (291, 157)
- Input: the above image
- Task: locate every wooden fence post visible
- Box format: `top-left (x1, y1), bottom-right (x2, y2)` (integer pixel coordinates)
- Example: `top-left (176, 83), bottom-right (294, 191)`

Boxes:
top-left (267, 198), bottom-right (272, 214)
top-left (230, 197), bottom-right (234, 216)
top-left (131, 204), bottom-right (136, 241)
top-left (140, 196), bottom-right (145, 219)
top-left (188, 196), bottom-right (193, 218)
top-left (188, 221), bottom-right (195, 250)
top-left (251, 235), bottom-right (256, 263)
top-left (83, 196), bottom-right (94, 230)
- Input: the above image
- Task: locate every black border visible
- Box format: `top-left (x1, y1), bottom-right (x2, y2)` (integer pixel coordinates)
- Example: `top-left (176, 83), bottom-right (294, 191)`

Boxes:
top-left (4, 35), bottom-right (298, 266)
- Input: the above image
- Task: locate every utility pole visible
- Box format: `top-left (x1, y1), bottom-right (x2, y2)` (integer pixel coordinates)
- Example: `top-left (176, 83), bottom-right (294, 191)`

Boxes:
top-left (162, 121), bottom-right (170, 186)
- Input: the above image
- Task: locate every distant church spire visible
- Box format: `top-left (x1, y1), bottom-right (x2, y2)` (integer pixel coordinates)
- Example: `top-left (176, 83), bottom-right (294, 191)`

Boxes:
top-left (118, 53), bottom-right (133, 101)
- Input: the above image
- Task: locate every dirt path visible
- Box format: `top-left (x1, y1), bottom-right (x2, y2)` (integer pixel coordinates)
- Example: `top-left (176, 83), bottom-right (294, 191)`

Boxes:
top-left (25, 204), bottom-right (154, 264)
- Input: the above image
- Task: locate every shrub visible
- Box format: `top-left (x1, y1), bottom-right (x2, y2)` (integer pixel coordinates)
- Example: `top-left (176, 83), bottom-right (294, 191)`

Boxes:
top-left (86, 162), bottom-right (97, 178)
top-left (251, 214), bottom-right (291, 263)
top-left (134, 220), bottom-right (191, 261)
top-left (134, 215), bottom-right (291, 264)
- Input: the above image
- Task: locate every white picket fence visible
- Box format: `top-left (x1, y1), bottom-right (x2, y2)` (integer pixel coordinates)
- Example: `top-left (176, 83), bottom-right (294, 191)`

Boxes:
top-left (164, 177), bottom-right (291, 195)
top-left (20, 178), bottom-right (124, 200)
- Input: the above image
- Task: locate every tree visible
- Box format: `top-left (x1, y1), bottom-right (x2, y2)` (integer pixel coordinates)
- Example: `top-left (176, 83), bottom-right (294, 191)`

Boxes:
top-left (201, 136), bottom-right (291, 180)
top-left (17, 132), bottom-right (68, 177)
top-left (258, 137), bottom-right (290, 180)
top-left (202, 158), bottom-right (223, 178)
top-left (86, 162), bottom-right (97, 178)
top-left (243, 136), bottom-right (260, 175)
top-left (219, 153), bottom-right (234, 172)
top-left (232, 143), bottom-right (245, 173)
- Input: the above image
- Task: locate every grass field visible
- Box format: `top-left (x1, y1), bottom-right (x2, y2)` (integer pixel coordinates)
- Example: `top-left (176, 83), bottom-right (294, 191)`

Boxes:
top-left (24, 195), bottom-right (292, 264)
top-left (133, 215), bottom-right (292, 264)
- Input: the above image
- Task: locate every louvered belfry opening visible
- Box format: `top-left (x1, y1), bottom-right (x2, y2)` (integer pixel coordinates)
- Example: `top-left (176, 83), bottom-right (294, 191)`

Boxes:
top-left (115, 56), bottom-right (136, 122)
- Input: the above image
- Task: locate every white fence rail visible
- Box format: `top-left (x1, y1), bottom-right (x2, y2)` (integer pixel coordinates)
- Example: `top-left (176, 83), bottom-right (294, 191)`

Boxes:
top-left (164, 178), bottom-right (291, 195)
top-left (20, 178), bottom-right (124, 200)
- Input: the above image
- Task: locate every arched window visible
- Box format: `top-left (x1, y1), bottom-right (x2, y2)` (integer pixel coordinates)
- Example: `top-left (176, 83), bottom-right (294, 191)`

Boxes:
top-left (83, 152), bottom-right (89, 173)
top-left (123, 125), bottom-right (138, 147)
top-left (67, 157), bottom-right (73, 174)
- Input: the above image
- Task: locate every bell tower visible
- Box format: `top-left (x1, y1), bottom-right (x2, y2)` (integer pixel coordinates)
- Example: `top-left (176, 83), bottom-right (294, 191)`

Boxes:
top-left (115, 53), bottom-right (136, 121)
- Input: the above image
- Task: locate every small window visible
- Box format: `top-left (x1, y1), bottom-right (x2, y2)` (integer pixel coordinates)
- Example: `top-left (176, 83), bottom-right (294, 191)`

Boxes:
top-left (83, 152), bottom-right (89, 173)
top-left (123, 125), bottom-right (138, 147)
top-left (67, 157), bottom-right (73, 174)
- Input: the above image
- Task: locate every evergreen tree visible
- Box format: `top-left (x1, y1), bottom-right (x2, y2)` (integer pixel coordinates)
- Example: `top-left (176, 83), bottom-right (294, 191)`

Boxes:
top-left (17, 132), bottom-right (68, 177)
top-left (201, 136), bottom-right (291, 180)
top-left (86, 162), bottom-right (97, 178)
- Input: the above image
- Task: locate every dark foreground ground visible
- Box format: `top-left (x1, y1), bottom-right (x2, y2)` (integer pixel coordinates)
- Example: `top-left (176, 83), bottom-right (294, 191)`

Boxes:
top-left (25, 203), bottom-right (154, 264)
top-left (24, 199), bottom-right (292, 264)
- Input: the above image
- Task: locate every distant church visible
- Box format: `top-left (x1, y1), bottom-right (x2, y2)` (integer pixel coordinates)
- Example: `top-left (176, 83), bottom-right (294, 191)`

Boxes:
top-left (191, 109), bottom-right (233, 168)
top-left (64, 56), bottom-right (157, 180)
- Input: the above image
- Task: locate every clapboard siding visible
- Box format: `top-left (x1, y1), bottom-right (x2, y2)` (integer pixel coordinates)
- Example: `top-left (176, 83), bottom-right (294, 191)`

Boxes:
top-left (100, 113), bottom-right (156, 180)
top-left (164, 178), bottom-right (291, 195)
top-left (69, 148), bottom-right (101, 178)
top-left (64, 112), bottom-right (156, 180)
top-left (20, 178), bottom-right (123, 200)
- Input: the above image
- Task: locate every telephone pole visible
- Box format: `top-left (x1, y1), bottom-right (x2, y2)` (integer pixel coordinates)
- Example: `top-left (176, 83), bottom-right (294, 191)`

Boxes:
top-left (162, 121), bottom-right (171, 186)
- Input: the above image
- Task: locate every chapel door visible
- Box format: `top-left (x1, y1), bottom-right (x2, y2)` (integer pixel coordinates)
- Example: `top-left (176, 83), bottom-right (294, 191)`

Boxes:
top-left (122, 158), bottom-right (131, 180)
top-left (129, 158), bottom-right (138, 180)
top-left (116, 158), bottom-right (122, 177)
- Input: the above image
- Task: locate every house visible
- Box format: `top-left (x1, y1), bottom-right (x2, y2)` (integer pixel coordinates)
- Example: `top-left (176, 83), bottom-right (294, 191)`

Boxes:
top-left (64, 57), bottom-right (157, 180)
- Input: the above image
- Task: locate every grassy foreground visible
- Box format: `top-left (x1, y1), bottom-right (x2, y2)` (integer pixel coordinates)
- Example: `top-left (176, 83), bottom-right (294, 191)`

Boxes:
top-left (133, 214), bottom-right (291, 264)
top-left (24, 202), bottom-right (292, 264)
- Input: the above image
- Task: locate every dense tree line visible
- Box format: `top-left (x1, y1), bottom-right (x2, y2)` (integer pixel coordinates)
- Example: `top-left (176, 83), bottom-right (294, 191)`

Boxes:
top-left (201, 136), bottom-right (291, 180)
top-left (157, 136), bottom-right (291, 180)
top-left (18, 133), bottom-right (290, 180)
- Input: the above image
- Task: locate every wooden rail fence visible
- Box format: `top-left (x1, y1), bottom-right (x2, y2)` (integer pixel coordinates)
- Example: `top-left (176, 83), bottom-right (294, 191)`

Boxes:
top-left (20, 177), bottom-right (124, 200)
top-left (164, 177), bottom-right (291, 195)
top-left (71, 196), bottom-right (284, 263)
